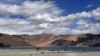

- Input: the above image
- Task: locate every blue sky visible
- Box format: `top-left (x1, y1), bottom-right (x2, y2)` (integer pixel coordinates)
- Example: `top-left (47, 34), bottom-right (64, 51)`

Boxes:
top-left (53, 0), bottom-right (100, 14)
top-left (0, 0), bottom-right (100, 14)
top-left (0, 0), bottom-right (100, 35)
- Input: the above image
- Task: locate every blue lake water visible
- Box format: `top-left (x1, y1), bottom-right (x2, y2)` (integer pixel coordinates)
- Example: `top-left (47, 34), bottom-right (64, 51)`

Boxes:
top-left (0, 46), bottom-right (100, 51)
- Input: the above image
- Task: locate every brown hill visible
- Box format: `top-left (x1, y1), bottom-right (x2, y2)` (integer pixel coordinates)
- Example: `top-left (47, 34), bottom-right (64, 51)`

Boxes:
top-left (0, 33), bottom-right (30, 47)
top-left (0, 33), bottom-right (100, 47)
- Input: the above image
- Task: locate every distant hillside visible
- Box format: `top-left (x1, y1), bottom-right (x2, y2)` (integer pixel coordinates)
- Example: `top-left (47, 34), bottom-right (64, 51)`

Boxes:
top-left (0, 33), bottom-right (100, 47)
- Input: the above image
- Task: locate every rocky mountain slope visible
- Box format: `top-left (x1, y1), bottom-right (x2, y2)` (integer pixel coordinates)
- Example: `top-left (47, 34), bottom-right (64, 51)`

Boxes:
top-left (0, 33), bottom-right (100, 47)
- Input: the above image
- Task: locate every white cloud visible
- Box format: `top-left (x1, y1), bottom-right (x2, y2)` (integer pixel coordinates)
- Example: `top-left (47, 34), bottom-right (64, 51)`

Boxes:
top-left (64, 7), bottom-right (100, 21)
top-left (0, 1), bottom-right (63, 21)
top-left (37, 23), bottom-right (52, 28)
top-left (0, 1), bottom-right (100, 35)
top-left (86, 4), bottom-right (93, 8)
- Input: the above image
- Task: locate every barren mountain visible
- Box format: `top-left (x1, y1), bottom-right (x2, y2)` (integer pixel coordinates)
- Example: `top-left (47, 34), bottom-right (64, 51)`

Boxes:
top-left (0, 33), bottom-right (100, 48)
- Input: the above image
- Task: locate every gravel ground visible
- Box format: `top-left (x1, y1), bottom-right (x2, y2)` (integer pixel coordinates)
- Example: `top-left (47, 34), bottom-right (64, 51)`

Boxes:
top-left (0, 53), bottom-right (100, 56)
top-left (0, 49), bottom-right (100, 56)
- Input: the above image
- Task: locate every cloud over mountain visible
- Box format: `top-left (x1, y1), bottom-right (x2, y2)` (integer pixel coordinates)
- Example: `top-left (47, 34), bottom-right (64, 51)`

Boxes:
top-left (0, 1), bottom-right (100, 35)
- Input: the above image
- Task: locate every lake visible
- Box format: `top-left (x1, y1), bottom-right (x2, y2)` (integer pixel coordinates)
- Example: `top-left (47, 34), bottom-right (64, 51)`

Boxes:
top-left (0, 46), bottom-right (100, 51)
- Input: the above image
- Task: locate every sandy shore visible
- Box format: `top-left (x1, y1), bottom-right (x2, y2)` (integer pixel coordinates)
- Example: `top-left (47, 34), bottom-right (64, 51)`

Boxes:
top-left (0, 49), bottom-right (100, 56)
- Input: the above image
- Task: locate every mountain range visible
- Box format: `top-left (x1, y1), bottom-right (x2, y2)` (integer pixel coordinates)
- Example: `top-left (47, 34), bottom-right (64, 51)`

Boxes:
top-left (0, 33), bottom-right (100, 48)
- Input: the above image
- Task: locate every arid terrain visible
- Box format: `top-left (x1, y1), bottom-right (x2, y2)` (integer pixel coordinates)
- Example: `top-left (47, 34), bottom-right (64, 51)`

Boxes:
top-left (0, 33), bottom-right (100, 48)
top-left (0, 49), bottom-right (100, 56)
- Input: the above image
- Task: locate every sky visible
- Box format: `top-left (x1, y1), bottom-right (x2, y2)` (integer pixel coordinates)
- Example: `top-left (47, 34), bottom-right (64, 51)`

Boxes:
top-left (0, 0), bottom-right (100, 35)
